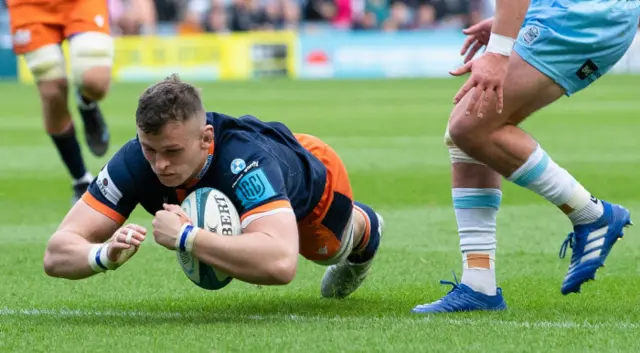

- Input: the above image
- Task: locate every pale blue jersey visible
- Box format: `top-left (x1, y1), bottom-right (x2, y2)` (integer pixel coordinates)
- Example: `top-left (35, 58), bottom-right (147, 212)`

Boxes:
top-left (514, 0), bottom-right (640, 94)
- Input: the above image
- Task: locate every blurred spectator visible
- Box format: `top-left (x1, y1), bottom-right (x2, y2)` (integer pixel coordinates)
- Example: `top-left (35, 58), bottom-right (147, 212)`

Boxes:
top-left (101, 0), bottom-right (489, 35)
top-left (413, 2), bottom-right (437, 29)
top-left (382, 0), bottom-right (413, 31)
top-left (352, 0), bottom-right (388, 30)
top-left (431, 0), bottom-right (471, 29)
top-left (109, 0), bottom-right (158, 35)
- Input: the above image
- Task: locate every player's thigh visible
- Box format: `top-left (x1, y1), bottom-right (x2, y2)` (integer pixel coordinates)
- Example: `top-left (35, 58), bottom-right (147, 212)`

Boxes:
top-left (298, 209), bottom-right (355, 266)
top-left (294, 132), bottom-right (355, 265)
top-left (447, 50), bottom-right (564, 146)
top-left (8, 3), bottom-right (68, 81)
top-left (64, 0), bottom-right (114, 86)
top-left (65, 0), bottom-right (111, 37)
top-left (7, 2), bottom-right (65, 53)
top-left (514, 12), bottom-right (638, 99)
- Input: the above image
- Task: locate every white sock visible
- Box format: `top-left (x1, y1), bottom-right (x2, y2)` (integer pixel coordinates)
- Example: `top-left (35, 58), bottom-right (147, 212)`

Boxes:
top-left (73, 172), bottom-right (93, 186)
top-left (453, 188), bottom-right (500, 296)
top-left (507, 144), bottom-right (603, 226)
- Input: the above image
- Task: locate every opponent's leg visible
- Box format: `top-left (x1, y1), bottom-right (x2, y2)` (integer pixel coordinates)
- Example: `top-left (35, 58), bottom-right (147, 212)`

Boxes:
top-left (321, 202), bottom-right (383, 298)
top-left (448, 23), bottom-right (634, 297)
top-left (66, 32), bottom-right (112, 158)
top-left (412, 51), bottom-right (567, 314)
top-left (66, 0), bottom-right (115, 157)
top-left (21, 41), bottom-right (94, 204)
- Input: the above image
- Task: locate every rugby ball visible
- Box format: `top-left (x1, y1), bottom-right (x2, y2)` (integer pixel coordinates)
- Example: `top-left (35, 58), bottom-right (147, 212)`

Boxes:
top-left (177, 187), bottom-right (242, 290)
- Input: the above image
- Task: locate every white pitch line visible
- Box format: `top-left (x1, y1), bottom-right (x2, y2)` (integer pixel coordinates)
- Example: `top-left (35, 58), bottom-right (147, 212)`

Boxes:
top-left (1, 307), bottom-right (638, 330)
top-left (434, 317), bottom-right (640, 330)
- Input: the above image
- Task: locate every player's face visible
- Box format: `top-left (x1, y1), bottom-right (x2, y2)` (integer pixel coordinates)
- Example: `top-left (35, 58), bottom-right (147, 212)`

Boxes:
top-left (138, 118), bottom-right (214, 187)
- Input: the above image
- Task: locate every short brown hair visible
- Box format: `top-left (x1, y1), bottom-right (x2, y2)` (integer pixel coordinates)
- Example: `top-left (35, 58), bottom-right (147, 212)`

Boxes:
top-left (135, 74), bottom-right (205, 134)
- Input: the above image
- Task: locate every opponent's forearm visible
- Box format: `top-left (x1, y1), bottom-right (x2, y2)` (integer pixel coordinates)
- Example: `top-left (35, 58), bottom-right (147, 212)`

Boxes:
top-left (191, 229), bottom-right (297, 285)
top-left (44, 232), bottom-right (100, 280)
top-left (492, 0), bottom-right (530, 39)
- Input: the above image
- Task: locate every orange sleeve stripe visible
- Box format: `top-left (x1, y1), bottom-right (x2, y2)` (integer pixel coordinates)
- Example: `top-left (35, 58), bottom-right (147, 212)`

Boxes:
top-left (81, 192), bottom-right (127, 225)
top-left (240, 200), bottom-right (292, 222)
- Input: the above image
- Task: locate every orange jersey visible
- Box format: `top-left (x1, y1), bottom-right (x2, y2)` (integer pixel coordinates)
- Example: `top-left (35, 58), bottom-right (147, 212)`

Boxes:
top-left (7, 0), bottom-right (110, 54)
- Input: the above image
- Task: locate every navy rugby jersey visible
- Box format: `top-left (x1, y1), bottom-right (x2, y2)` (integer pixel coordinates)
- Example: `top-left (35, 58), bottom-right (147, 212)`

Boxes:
top-left (83, 112), bottom-right (330, 227)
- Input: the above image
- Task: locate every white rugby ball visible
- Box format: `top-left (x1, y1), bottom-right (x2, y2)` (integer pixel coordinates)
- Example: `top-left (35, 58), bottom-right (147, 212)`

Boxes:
top-left (177, 187), bottom-right (242, 290)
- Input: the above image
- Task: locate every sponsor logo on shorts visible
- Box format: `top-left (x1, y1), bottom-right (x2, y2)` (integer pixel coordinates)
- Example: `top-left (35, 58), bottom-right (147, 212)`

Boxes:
top-left (234, 168), bottom-right (276, 209)
top-left (522, 26), bottom-right (540, 45)
top-left (576, 59), bottom-right (601, 82)
top-left (13, 30), bottom-right (31, 46)
top-left (94, 15), bottom-right (105, 28)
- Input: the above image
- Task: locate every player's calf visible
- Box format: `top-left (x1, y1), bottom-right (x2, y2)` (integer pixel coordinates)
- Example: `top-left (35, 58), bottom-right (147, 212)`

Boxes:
top-left (321, 202), bottom-right (383, 298)
top-left (69, 32), bottom-right (113, 157)
top-left (24, 44), bottom-right (92, 203)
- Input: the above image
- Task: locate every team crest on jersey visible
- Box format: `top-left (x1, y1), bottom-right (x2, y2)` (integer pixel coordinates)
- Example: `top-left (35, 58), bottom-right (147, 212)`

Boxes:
top-left (230, 158), bottom-right (246, 174)
top-left (522, 26), bottom-right (540, 45)
top-left (234, 168), bottom-right (276, 208)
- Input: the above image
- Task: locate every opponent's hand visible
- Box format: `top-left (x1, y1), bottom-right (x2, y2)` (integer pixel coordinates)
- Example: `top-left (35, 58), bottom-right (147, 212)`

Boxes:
top-left (106, 224), bottom-right (147, 264)
top-left (450, 52), bottom-right (509, 118)
top-left (460, 17), bottom-right (493, 64)
top-left (152, 204), bottom-right (190, 251)
top-left (451, 17), bottom-right (510, 118)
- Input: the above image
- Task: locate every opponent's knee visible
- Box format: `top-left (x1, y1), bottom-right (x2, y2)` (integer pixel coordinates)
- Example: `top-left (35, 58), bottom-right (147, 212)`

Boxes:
top-left (24, 44), bottom-right (67, 82)
top-left (444, 124), bottom-right (484, 165)
top-left (69, 32), bottom-right (114, 99)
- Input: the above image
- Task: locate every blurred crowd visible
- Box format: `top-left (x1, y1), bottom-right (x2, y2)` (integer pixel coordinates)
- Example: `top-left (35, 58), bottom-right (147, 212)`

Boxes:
top-left (2, 0), bottom-right (640, 38)
top-left (107, 0), bottom-right (496, 36)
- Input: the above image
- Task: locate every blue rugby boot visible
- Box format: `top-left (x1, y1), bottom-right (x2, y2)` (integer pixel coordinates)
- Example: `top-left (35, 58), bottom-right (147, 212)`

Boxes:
top-left (559, 201), bottom-right (632, 295)
top-left (411, 273), bottom-right (507, 314)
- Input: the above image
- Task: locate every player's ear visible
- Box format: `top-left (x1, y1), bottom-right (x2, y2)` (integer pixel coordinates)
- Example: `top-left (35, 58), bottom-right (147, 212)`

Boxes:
top-left (201, 125), bottom-right (214, 149)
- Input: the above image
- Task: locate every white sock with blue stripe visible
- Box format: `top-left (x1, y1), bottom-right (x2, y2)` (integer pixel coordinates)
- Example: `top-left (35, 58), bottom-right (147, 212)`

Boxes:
top-left (507, 144), bottom-right (603, 226)
top-left (453, 188), bottom-right (501, 296)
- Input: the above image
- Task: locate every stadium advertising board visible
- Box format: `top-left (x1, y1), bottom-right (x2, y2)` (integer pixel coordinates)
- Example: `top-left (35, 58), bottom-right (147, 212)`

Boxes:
top-left (10, 28), bottom-right (640, 83)
top-left (16, 31), bottom-right (297, 83)
top-left (297, 30), bottom-right (467, 79)
top-left (0, 9), bottom-right (16, 79)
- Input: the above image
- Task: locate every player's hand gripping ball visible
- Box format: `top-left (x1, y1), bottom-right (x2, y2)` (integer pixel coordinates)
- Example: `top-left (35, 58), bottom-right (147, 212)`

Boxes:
top-left (152, 204), bottom-right (190, 250)
top-left (172, 187), bottom-right (243, 290)
top-left (106, 224), bottom-right (147, 266)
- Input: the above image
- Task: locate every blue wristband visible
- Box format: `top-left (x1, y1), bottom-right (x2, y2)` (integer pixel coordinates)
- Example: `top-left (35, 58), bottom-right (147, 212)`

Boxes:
top-left (179, 225), bottom-right (194, 252)
top-left (95, 245), bottom-right (108, 271)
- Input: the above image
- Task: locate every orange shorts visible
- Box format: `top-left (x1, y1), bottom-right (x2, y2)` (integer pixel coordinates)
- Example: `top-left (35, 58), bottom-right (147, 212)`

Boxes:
top-left (7, 0), bottom-right (111, 54)
top-left (294, 133), bottom-right (355, 265)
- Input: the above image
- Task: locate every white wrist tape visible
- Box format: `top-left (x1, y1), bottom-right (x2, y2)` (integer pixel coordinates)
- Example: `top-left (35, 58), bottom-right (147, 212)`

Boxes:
top-left (88, 244), bottom-right (118, 273)
top-left (486, 33), bottom-right (516, 56)
top-left (176, 223), bottom-right (199, 253)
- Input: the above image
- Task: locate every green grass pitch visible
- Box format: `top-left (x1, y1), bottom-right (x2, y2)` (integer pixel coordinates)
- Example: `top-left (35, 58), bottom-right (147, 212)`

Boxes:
top-left (0, 76), bottom-right (639, 352)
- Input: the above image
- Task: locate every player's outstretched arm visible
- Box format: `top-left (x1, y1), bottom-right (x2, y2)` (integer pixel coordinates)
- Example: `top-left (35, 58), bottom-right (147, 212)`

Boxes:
top-left (44, 200), bottom-right (146, 280)
top-left (195, 211), bottom-right (299, 285)
top-left (153, 205), bottom-right (299, 285)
